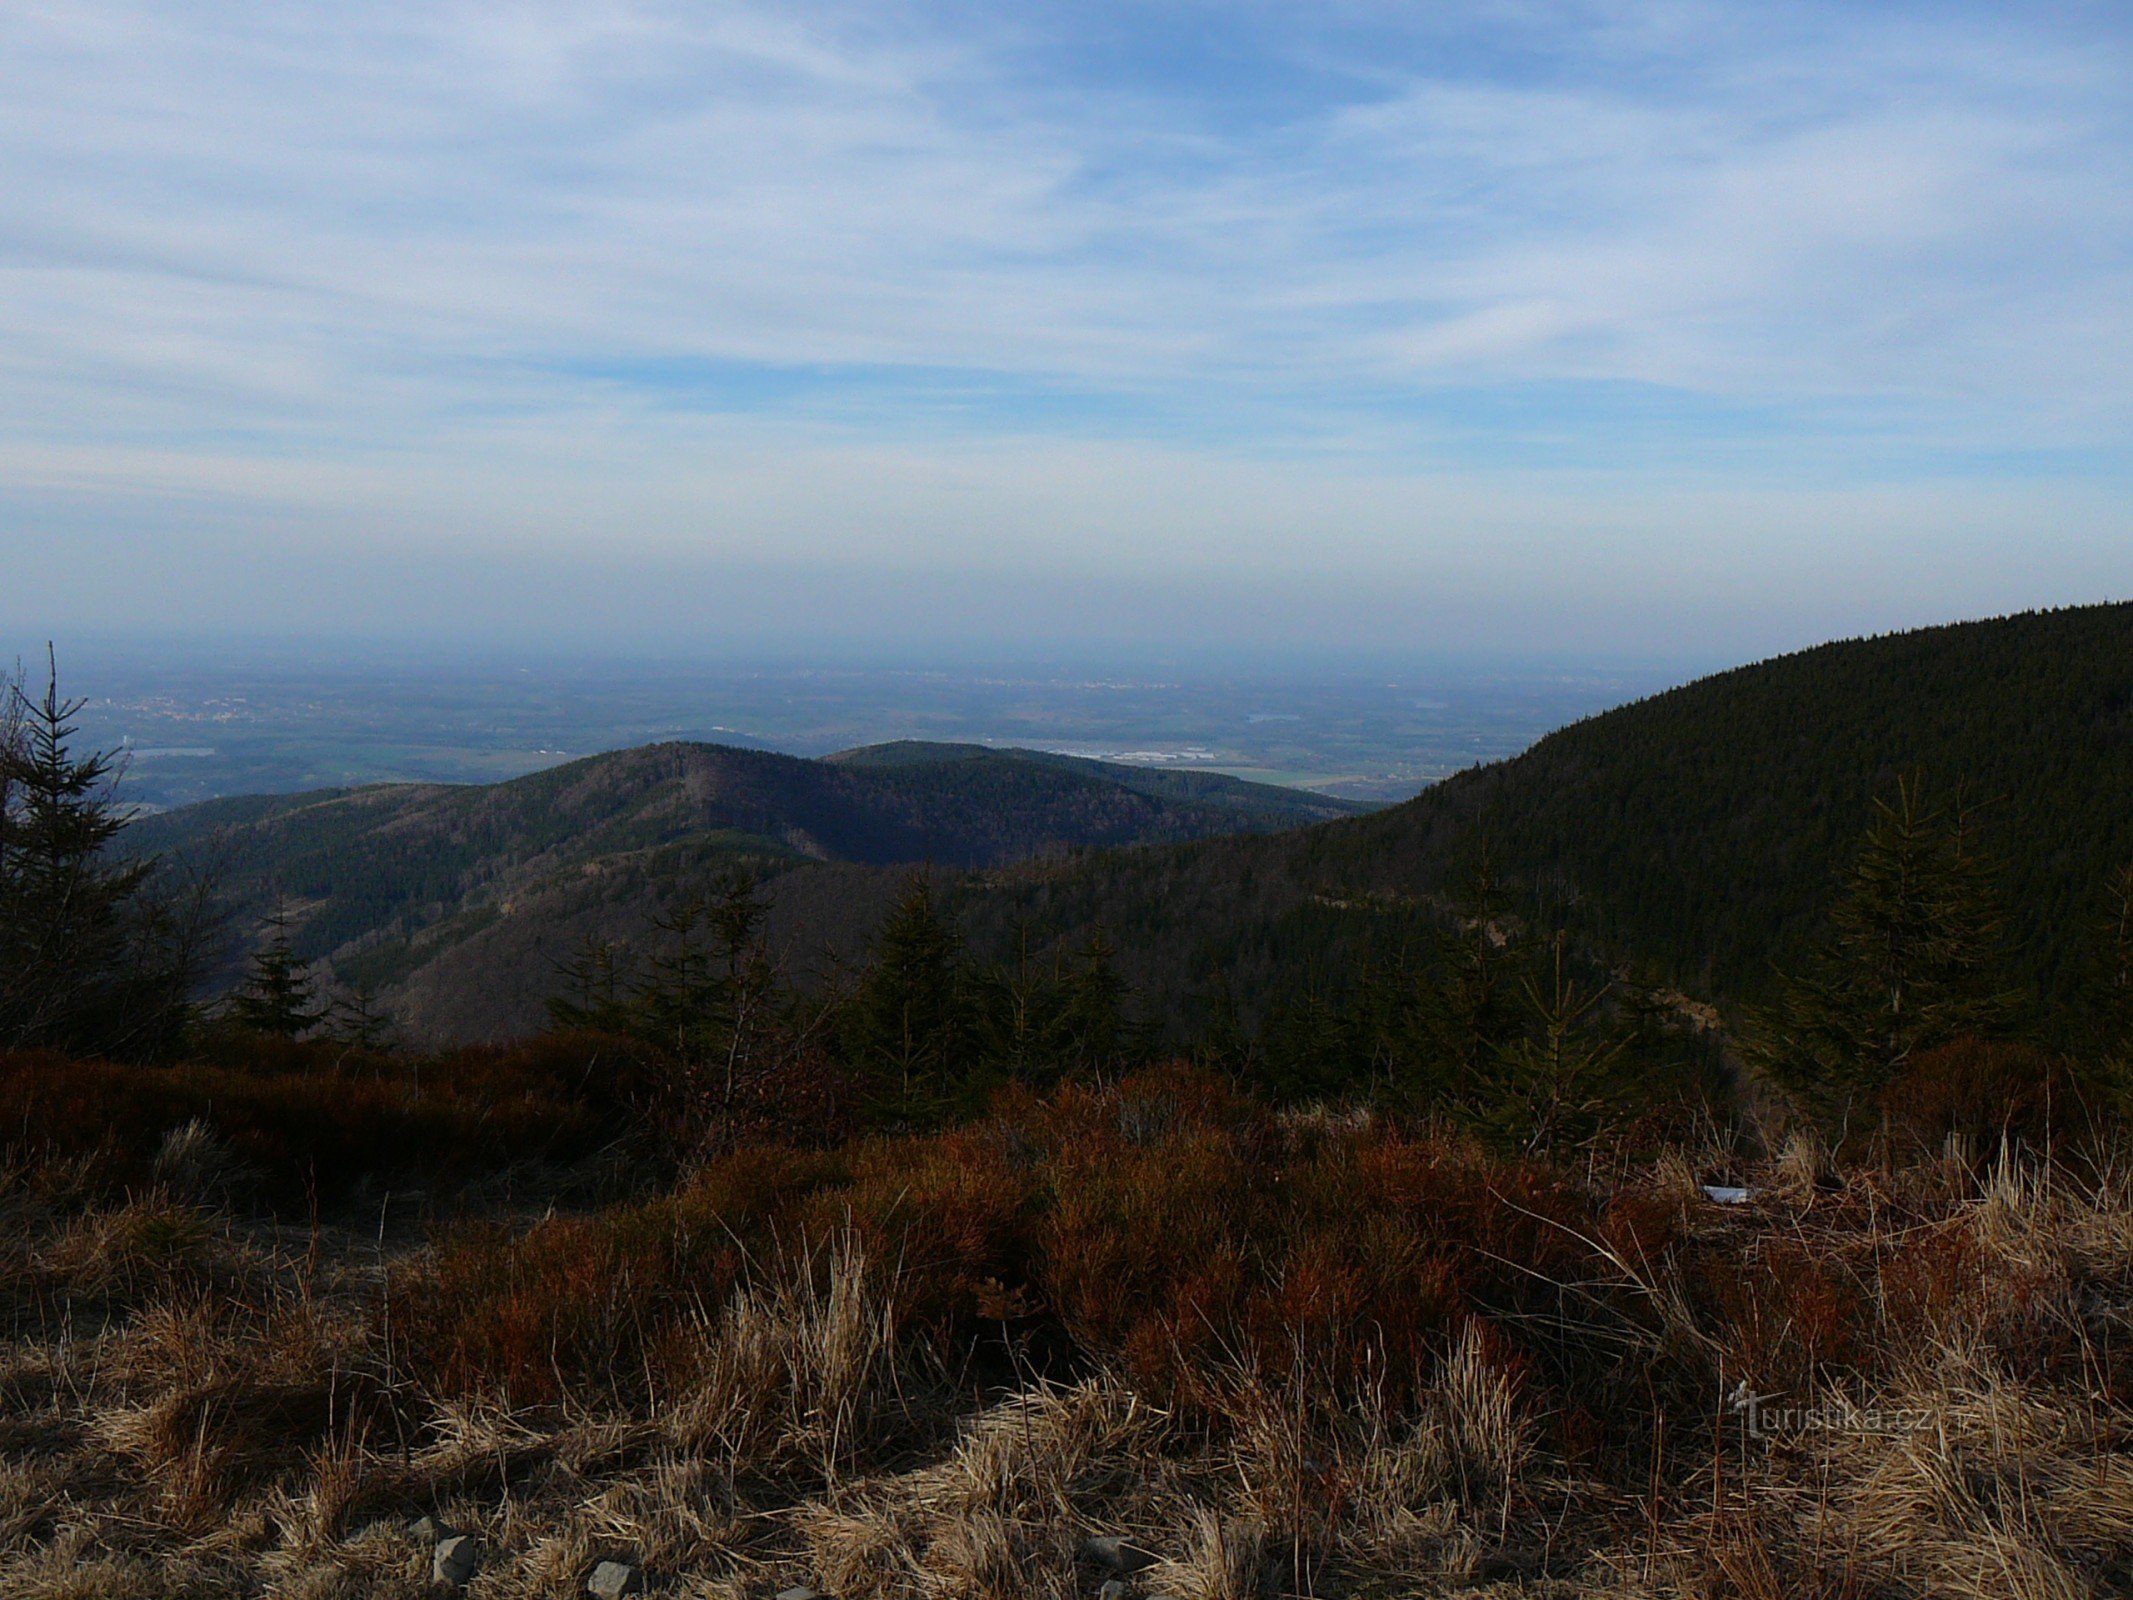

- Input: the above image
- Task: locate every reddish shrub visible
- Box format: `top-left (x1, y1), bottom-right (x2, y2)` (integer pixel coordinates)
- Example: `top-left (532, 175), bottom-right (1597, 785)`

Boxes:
top-left (826, 1128), bottom-right (1034, 1333)
top-left (1875, 1224), bottom-right (1982, 1355)
top-left (1599, 1184), bottom-right (1691, 1267)
top-left (420, 1030), bottom-right (670, 1117)
top-left (398, 1204), bottom-right (712, 1406)
top-left (702, 1046), bottom-right (867, 1154)
top-left (391, 1063), bottom-right (2070, 1445)
top-left (1015, 1073), bottom-right (1604, 1404)
top-left (0, 1046), bottom-right (608, 1207)
top-left (1693, 1235), bottom-right (1864, 1391)
top-left (173, 1029), bottom-right (394, 1079)
top-left (683, 1143), bottom-right (852, 1230)
top-left (1879, 1038), bottom-right (2080, 1165)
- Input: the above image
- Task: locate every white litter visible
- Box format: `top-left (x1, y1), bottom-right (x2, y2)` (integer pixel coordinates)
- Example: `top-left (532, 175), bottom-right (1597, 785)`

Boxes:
top-left (1701, 1184), bottom-right (1751, 1205)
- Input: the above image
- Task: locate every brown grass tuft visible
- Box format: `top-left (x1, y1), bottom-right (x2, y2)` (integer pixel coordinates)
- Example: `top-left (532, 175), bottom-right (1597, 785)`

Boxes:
top-left (0, 1058), bottom-right (2128, 1596)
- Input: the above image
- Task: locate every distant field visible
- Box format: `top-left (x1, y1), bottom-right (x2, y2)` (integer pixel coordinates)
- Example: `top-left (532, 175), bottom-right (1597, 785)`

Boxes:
top-left (49, 645), bottom-right (1684, 809)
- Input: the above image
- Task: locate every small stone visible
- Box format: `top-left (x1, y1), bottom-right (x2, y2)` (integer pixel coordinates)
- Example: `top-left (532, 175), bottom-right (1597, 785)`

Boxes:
top-left (432, 1534), bottom-right (482, 1588)
top-left (412, 1515), bottom-right (452, 1546)
top-left (1099, 1582), bottom-right (1133, 1600)
top-left (774, 1589), bottom-right (825, 1600)
top-left (586, 1559), bottom-right (645, 1598)
top-left (1081, 1535), bottom-right (1155, 1574)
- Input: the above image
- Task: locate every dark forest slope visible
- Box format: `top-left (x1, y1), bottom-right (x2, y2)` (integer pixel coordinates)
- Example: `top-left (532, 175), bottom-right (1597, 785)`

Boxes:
top-left (955, 603), bottom-right (2133, 1023)
top-left (1403, 602), bottom-right (2133, 1000)
top-left (131, 740), bottom-right (1361, 1032)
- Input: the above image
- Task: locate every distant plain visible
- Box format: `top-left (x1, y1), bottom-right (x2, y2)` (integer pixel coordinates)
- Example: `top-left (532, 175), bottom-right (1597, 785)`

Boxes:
top-left (36, 643), bottom-right (1690, 810)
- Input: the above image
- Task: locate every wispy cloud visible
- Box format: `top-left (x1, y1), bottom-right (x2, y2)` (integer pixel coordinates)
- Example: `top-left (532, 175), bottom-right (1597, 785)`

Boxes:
top-left (1, 1), bottom-right (2128, 653)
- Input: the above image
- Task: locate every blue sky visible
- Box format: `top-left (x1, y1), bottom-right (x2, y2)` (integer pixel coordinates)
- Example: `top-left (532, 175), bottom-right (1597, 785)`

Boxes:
top-left (3, 1), bottom-right (2129, 661)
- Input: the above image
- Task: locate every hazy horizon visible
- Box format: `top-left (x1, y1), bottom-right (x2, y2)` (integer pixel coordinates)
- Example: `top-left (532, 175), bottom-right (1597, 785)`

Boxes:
top-left (5, 3), bottom-right (2128, 660)
top-left (3, 633), bottom-right (1689, 810)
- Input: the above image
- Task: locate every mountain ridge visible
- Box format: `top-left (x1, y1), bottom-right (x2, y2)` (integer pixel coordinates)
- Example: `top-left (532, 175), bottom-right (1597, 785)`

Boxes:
top-left (943, 602), bottom-right (2133, 1035)
top-left (136, 603), bottom-right (2133, 1045)
top-left (130, 737), bottom-right (1367, 1030)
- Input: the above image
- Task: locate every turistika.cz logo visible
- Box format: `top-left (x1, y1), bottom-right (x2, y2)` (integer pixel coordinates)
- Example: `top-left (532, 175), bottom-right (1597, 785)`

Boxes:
top-left (1727, 1382), bottom-right (1934, 1441)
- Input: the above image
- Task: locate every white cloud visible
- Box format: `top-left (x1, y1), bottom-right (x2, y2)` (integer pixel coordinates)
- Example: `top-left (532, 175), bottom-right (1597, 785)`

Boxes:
top-left (0, 1), bottom-right (2127, 651)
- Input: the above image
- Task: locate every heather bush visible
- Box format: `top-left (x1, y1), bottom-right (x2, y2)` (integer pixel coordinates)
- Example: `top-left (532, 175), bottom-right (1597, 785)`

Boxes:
top-left (390, 1069), bottom-right (1631, 1434)
top-left (2, 1051), bottom-right (2128, 1597)
top-left (0, 1036), bottom-right (640, 1207)
top-left (1878, 1035), bottom-right (2088, 1164)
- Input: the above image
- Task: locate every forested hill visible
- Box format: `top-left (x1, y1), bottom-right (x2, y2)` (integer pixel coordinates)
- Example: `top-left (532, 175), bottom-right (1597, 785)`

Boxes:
top-left (129, 739), bottom-right (1362, 1027)
top-left (962, 603), bottom-right (2133, 1021)
top-left (128, 606), bottom-right (2133, 1042)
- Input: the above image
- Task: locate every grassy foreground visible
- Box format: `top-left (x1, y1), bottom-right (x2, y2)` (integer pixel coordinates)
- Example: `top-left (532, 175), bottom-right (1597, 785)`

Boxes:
top-left (2, 1041), bottom-right (2129, 1598)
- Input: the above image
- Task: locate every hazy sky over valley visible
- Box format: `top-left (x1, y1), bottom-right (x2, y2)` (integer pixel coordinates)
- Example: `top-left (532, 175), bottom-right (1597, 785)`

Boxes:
top-left (3, 1), bottom-right (2128, 662)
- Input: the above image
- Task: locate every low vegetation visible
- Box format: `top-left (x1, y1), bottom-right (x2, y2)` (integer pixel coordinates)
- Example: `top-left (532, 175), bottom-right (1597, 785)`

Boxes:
top-left (3, 1048), bottom-right (2128, 1597)
top-left (6, 637), bottom-right (2133, 1594)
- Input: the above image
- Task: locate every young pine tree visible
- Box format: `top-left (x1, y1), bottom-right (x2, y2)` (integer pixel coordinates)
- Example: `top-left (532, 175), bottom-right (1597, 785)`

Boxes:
top-left (975, 919), bottom-right (1050, 1083)
top-left (1413, 855), bottom-right (1530, 1111)
top-left (2077, 862), bottom-right (2133, 1065)
top-left (0, 653), bottom-right (202, 1058)
top-left (1754, 776), bottom-right (2022, 1120)
top-left (671, 868), bottom-right (781, 1099)
top-left (629, 901), bottom-right (726, 1061)
top-left (545, 870), bottom-right (784, 1100)
top-left (226, 911), bottom-right (326, 1038)
top-left (1487, 931), bottom-right (1633, 1155)
top-left (2061, 864), bottom-right (2133, 1122)
top-left (1190, 978), bottom-right (1260, 1081)
top-left (1260, 971), bottom-right (1370, 1104)
top-left (842, 874), bottom-right (972, 1110)
top-left (546, 934), bottom-right (636, 1035)
top-left (1048, 926), bottom-right (1144, 1080)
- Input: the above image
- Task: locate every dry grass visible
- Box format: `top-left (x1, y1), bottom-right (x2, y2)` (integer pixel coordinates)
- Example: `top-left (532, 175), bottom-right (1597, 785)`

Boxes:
top-left (1, 1059), bottom-right (2129, 1597)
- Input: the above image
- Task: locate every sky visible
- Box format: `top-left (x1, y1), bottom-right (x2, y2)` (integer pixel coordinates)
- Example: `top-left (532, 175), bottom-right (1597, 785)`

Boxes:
top-left (3, 1), bottom-right (2130, 665)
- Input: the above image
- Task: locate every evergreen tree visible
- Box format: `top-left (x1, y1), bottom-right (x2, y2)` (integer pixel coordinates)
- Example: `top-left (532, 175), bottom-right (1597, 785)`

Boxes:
top-left (2078, 861), bottom-right (2133, 1062)
top-left (546, 933), bottom-right (635, 1035)
top-left (1415, 855), bottom-right (1530, 1109)
top-left (2086, 866), bottom-right (2133, 1119)
top-left (1347, 947), bottom-right (1424, 1093)
top-left (328, 985), bottom-right (396, 1051)
top-left (1486, 931), bottom-right (1633, 1154)
top-left (976, 919), bottom-right (1052, 1084)
top-left (1049, 926), bottom-right (1141, 1079)
top-left (226, 911), bottom-right (326, 1037)
top-left (1607, 962), bottom-right (1729, 1135)
top-left (1190, 978), bottom-right (1259, 1080)
top-left (687, 869), bottom-right (780, 1099)
top-left (1752, 776), bottom-right (2021, 1119)
top-left (0, 653), bottom-right (202, 1057)
top-left (546, 870), bottom-right (782, 1099)
top-left (630, 901), bottom-right (725, 1060)
top-left (1260, 970), bottom-right (1369, 1103)
top-left (842, 874), bottom-right (972, 1108)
